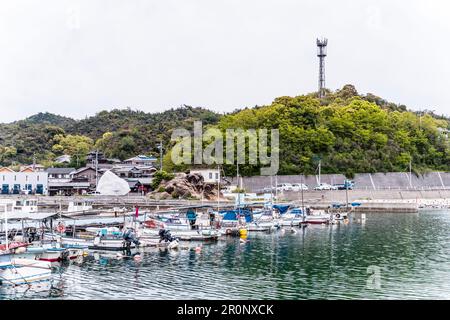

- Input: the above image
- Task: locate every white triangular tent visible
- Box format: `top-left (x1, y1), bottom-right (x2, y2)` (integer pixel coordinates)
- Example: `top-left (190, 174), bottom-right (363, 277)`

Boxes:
top-left (96, 170), bottom-right (130, 196)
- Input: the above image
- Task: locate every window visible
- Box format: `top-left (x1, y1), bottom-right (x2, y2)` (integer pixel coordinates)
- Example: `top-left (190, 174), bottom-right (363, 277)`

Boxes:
top-left (215, 173), bottom-right (219, 180)
top-left (26, 175), bottom-right (28, 181)
top-left (37, 175), bottom-right (40, 181)
top-left (209, 172), bottom-right (213, 179)
top-left (1, 184), bottom-right (9, 194)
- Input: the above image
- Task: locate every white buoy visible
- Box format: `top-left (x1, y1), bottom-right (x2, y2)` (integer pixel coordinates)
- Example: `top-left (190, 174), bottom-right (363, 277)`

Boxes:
top-left (361, 213), bottom-right (367, 221)
top-left (133, 254), bottom-right (142, 262)
top-left (168, 240), bottom-right (179, 250)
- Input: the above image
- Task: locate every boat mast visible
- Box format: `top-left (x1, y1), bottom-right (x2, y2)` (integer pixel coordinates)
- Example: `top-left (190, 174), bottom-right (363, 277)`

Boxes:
top-left (275, 175), bottom-right (278, 203)
top-left (217, 165), bottom-right (220, 213)
top-left (301, 174), bottom-right (305, 216)
top-left (345, 179), bottom-right (349, 211)
top-left (318, 160), bottom-right (321, 185)
top-left (5, 205), bottom-right (8, 250)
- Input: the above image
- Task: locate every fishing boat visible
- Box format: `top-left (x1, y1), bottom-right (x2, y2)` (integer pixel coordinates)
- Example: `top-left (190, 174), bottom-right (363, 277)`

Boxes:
top-left (275, 206), bottom-right (304, 227)
top-left (142, 210), bottom-right (219, 241)
top-left (249, 206), bottom-right (280, 231)
top-left (217, 210), bottom-right (248, 236)
top-left (0, 198), bottom-right (39, 215)
top-left (0, 257), bottom-right (52, 286)
top-left (303, 208), bottom-right (331, 224)
top-left (0, 207), bottom-right (52, 286)
top-left (44, 226), bottom-right (139, 251)
top-left (242, 209), bottom-right (276, 232)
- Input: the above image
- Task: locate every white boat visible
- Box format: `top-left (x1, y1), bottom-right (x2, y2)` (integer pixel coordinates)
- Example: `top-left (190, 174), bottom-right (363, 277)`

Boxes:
top-left (217, 210), bottom-right (247, 236)
top-left (247, 220), bottom-right (276, 232)
top-left (0, 198), bottom-right (39, 214)
top-left (303, 208), bottom-right (350, 224)
top-left (0, 203), bottom-right (52, 286)
top-left (249, 209), bottom-right (278, 232)
top-left (280, 208), bottom-right (304, 227)
top-left (142, 216), bottom-right (219, 241)
top-left (44, 227), bottom-right (137, 251)
top-left (272, 205), bottom-right (304, 227)
top-left (0, 257), bottom-right (52, 286)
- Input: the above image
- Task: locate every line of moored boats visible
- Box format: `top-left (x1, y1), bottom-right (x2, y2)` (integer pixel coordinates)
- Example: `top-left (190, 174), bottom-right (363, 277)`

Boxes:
top-left (1, 199), bottom-right (351, 286)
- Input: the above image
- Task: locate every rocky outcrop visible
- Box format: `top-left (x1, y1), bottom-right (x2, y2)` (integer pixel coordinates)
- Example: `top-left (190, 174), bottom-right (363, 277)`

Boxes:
top-left (153, 172), bottom-right (220, 200)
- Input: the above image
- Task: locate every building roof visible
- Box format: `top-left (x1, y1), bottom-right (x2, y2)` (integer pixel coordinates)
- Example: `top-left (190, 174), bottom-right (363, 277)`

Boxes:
top-left (124, 155), bottom-right (157, 162)
top-left (0, 167), bottom-right (15, 173)
top-left (46, 167), bottom-right (76, 174)
top-left (72, 167), bottom-right (96, 175)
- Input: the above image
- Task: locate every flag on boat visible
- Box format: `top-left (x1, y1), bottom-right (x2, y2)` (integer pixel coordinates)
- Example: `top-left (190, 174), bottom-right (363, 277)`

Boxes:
top-left (135, 206), bottom-right (139, 218)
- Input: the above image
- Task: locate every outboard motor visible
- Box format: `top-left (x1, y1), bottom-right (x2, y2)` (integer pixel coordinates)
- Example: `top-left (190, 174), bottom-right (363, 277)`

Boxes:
top-left (123, 228), bottom-right (140, 246)
top-left (158, 229), bottom-right (177, 243)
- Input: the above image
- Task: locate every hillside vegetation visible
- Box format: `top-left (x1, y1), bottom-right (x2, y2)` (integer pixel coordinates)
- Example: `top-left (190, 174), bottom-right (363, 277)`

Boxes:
top-left (1, 85), bottom-right (449, 176)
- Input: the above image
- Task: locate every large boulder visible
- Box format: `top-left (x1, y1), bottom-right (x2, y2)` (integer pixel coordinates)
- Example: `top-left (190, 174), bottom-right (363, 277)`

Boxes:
top-left (154, 172), bottom-right (219, 200)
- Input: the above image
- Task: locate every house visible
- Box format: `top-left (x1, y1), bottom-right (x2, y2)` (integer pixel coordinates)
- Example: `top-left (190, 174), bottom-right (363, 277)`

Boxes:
top-left (190, 168), bottom-right (220, 184)
top-left (438, 128), bottom-right (449, 139)
top-left (126, 177), bottom-right (153, 194)
top-left (19, 164), bottom-right (46, 172)
top-left (0, 167), bottom-right (48, 195)
top-left (123, 155), bottom-right (157, 166)
top-left (71, 167), bottom-right (100, 187)
top-left (109, 164), bottom-right (155, 194)
top-left (111, 165), bottom-right (157, 178)
top-left (46, 167), bottom-right (92, 196)
top-left (47, 168), bottom-right (75, 182)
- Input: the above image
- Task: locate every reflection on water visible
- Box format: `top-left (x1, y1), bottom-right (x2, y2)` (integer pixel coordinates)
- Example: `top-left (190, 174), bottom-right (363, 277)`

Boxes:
top-left (1, 211), bottom-right (449, 300)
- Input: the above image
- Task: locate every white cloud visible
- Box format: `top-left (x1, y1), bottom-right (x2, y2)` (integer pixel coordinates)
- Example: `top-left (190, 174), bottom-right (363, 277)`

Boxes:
top-left (0, 0), bottom-right (449, 122)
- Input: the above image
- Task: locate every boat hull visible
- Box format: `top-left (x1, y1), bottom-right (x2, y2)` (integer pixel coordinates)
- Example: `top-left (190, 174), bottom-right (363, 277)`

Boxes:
top-left (0, 259), bottom-right (52, 286)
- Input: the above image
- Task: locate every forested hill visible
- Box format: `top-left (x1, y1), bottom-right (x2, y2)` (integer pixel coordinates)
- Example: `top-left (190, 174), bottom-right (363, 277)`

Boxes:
top-left (0, 106), bottom-right (221, 167)
top-left (1, 85), bottom-right (449, 175)
top-left (213, 85), bottom-right (450, 176)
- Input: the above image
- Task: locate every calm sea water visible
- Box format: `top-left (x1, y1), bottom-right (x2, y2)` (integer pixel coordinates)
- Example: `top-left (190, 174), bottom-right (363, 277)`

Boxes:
top-left (1, 210), bottom-right (449, 300)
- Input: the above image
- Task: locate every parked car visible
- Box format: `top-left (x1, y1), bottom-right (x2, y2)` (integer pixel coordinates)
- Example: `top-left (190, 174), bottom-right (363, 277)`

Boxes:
top-left (86, 191), bottom-right (102, 195)
top-left (291, 183), bottom-right (308, 191)
top-left (334, 180), bottom-right (355, 190)
top-left (314, 183), bottom-right (337, 190)
top-left (276, 183), bottom-right (293, 192)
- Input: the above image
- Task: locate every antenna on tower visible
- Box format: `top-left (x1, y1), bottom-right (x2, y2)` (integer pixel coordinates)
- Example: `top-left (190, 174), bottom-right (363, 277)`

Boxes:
top-left (316, 38), bottom-right (328, 98)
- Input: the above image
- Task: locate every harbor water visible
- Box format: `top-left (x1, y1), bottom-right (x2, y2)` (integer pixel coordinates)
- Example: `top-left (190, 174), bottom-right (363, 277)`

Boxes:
top-left (1, 210), bottom-right (449, 299)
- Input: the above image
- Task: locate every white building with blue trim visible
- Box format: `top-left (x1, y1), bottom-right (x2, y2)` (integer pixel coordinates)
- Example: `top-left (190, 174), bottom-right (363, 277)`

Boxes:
top-left (0, 167), bottom-right (48, 195)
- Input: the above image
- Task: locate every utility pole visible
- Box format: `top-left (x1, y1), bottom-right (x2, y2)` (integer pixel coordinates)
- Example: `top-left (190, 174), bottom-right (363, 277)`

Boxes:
top-left (95, 149), bottom-right (99, 190)
top-left (158, 140), bottom-right (163, 172)
top-left (32, 153), bottom-right (36, 171)
top-left (236, 161), bottom-right (239, 189)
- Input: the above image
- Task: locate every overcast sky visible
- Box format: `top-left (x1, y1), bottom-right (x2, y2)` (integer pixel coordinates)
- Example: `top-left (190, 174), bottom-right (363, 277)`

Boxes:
top-left (0, 0), bottom-right (449, 123)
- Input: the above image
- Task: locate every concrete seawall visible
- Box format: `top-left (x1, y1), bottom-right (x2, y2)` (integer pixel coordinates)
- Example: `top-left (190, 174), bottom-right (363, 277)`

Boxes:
top-left (280, 189), bottom-right (450, 202)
